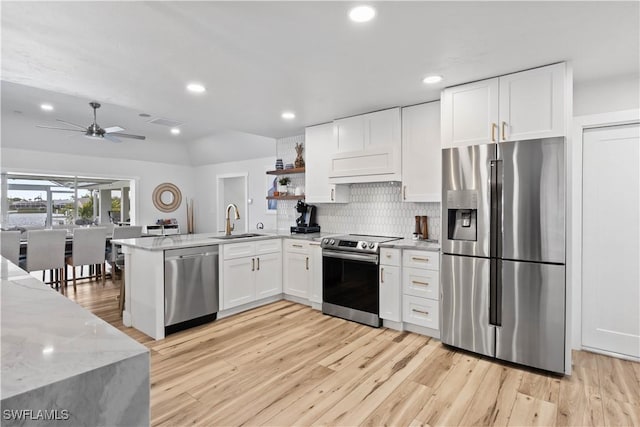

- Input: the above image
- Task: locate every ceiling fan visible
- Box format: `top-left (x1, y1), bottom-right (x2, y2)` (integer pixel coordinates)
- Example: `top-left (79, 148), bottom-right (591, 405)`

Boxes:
top-left (36, 101), bottom-right (146, 142)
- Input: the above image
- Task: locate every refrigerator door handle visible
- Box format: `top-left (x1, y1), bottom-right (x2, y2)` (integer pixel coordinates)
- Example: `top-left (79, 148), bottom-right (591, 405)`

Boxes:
top-left (489, 259), bottom-right (502, 326)
top-left (490, 159), bottom-right (503, 258)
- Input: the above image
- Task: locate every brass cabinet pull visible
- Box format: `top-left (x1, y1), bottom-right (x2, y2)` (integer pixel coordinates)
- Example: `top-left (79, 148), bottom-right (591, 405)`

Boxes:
top-left (380, 267), bottom-right (385, 283)
top-left (251, 258), bottom-right (255, 271)
top-left (491, 123), bottom-right (498, 142)
top-left (412, 308), bottom-right (430, 316)
top-left (412, 280), bottom-right (429, 286)
top-left (411, 256), bottom-right (430, 262)
top-left (386, 253), bottom-right (392, 258)
top-left (403, 185), bottom-right (407, 200)
top-left (331, 188), bottom-right (335, 201)
top-left (501, 121), bottom-right (507, 141)
top-left (256, 257), bottom-right (260, 271)
top-left (305, 257), bottom-right (309, 270)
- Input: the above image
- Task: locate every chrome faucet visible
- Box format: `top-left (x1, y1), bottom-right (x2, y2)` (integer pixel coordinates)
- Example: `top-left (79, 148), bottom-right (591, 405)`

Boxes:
top-left (225, 203), bottom-right (240, 236)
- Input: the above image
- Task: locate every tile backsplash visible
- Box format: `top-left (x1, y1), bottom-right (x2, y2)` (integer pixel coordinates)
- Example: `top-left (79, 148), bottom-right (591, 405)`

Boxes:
top-left (276, 135), bottom-right (441, 240)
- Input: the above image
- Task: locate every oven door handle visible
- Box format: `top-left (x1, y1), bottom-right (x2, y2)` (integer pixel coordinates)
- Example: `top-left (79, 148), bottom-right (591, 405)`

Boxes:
top-left (322, 250), bottom-right (379, 264)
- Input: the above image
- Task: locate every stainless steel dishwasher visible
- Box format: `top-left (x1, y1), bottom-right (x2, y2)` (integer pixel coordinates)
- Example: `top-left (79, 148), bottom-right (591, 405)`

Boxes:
top-left (164, 245), bottom-right (219, 334)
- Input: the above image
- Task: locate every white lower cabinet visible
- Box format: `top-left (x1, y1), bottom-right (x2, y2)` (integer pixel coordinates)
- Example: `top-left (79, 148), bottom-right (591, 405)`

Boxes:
top-left (379, 248), bottom-right (401, 322)
top-left (221, 240), bottom-right (282, 310)
top-left (283, 240), bottom-right (313, 300)
top-left (402, 250), bottom-right (440, 337)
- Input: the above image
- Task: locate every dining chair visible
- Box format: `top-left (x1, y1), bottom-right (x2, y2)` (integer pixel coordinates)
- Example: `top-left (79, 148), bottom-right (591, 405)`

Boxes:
top-left (23, 229), bottom-right (67, 289)
top-left (66, 227), bottom-right (108, 291)
top-left (109, 226), bottom-right (142, 313)
top-left (1, 230), bottom-right (21, 265)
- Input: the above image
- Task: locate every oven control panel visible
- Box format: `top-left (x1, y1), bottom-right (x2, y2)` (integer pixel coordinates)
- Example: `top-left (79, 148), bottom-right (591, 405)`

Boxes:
top-left (322, 238), bottom-right (379, 253)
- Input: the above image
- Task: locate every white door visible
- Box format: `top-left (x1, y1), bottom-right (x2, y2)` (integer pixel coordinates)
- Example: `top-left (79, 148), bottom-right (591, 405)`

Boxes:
top-left (255, 252), bottom-right (282, 299)
top-left (283, 251), bottom-right (310, 299)
top-left (222, 257), bottom-right (255, 309)
top-left (498, 63), bottom-right (565, 142)
top-left (401, 101), bottom-right (441, 202)
top-left (582, 123), bottom-right (640, 358)
top-left (379, 265), bottom-right (401, 322)
top-left (441, 78), bottom-right (499, 148)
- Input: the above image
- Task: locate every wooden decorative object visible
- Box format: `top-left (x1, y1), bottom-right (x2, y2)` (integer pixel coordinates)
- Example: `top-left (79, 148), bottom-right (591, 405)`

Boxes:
top-left (294, 143), bottom-right (305, 168)
top-left (152, 182), bottom-right (182, 213)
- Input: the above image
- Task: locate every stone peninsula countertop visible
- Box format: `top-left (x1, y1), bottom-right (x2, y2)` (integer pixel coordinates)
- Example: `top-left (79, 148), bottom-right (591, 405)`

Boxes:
top-left (113, 231), bottom-right (338, 251)
top-left (0, 258), bottom-right (149, 403)
top-left (380, 238), bottom-right (441, 251)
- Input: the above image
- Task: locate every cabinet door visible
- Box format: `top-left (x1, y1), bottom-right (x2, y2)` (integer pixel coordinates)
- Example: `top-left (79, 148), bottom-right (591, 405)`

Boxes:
top-left (334, 115), bottom-right (365, 153)
top-left (222, 257), bottom-right (255, 309)
top-left (255, 252), bottom-right (282, 299)
top-left (402, 101), bottom-right (441, 202)
top-left (379, 264), bottom-right (401, 322)
top-left (441, 78), bottom-right (499, 148)
top-left (499, 63), bottom-right (565, 142)
top-left (309, 244), bottom-right (323, 305)
top-left (283, 251), bottom-right (310, 299)
top-left (364, 108), bottom-right (401, 149)
top-left (305, 123), bottom-right (350, 203)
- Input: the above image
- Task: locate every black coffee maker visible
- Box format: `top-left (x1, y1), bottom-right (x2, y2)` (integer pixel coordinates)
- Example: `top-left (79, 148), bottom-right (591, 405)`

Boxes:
top-left (290, 200), bottom-right (320, 233)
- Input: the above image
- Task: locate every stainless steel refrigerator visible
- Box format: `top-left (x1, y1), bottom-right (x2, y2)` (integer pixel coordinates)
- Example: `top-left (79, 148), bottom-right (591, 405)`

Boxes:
top-left (440, 138), bottom-right (566, 373)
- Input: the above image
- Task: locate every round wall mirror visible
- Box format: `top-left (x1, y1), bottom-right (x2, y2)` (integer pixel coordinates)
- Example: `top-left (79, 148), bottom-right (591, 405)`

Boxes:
top-left (152, 182), bottom-right (182, 213)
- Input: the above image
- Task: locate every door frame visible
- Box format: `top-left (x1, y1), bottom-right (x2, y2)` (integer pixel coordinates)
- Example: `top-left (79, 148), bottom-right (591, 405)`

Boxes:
top-left (569, 109), bottom-right (640, 357)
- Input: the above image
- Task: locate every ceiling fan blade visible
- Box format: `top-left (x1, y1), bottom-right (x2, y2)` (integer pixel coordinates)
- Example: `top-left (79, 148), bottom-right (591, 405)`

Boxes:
top-left (36, 125), bottom-right (85, 132)
top-left (56, 119), bottom-right (87, 130)
top-left (104, 134), bottom-right (122, 143)
top-left (104, 126), bottom-right (124, 133)
top-left (109, 132), bottom-right (146, 140)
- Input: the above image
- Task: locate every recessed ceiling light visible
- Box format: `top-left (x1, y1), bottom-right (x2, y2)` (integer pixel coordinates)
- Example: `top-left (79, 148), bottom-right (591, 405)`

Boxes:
top-left (281, 111), bottom-right (296, 120)
top-left (349, 5), bottom-right (376, 23)
top-left (422, 75), bottom-right (443, 84)
top-left (40, 103), bottom-right (54, 111)
top-left (170, 128), bottom-right (181, 135)
top-left (186, 83), bottom-right (206, 93)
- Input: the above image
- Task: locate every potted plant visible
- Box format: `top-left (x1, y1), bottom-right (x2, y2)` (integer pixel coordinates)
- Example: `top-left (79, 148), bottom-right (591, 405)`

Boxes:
top-left (278, 176), bottom-right (291, 195)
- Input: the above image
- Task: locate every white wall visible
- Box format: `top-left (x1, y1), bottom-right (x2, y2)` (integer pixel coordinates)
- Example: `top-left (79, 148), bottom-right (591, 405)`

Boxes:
top-left (1, 147), bottom-right (195, 231)
top-left (574, 73), bottom-right (640, 117)
top-left (187, 130), bottom-right (276, 166)
top-left (194, 156), bottom-right (276, 233)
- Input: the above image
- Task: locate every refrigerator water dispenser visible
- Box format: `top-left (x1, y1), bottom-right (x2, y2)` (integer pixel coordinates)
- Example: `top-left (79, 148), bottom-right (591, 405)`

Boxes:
top-left (447, 190), bottom-right (478, 241)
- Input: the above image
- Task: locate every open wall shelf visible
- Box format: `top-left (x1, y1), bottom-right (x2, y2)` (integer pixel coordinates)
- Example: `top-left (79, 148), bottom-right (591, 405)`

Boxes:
top-left (266, 168), bottom-right (305, 175)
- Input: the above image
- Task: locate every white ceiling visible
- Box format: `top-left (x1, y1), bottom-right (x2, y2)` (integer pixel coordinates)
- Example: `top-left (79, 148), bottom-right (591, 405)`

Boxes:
top-left (2, 1), bottom-right (638, 142)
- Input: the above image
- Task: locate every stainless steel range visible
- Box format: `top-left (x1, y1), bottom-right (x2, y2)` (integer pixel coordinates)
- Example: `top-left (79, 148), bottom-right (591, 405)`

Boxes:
top-left (321, 234), bottom-right (401, 327)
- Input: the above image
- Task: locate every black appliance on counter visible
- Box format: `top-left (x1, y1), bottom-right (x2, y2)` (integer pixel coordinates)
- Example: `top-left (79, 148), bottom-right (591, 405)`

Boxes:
top-left (321, 234), bottom-right (401, 327)
top-left (290, 200), bottom-right (320, 233)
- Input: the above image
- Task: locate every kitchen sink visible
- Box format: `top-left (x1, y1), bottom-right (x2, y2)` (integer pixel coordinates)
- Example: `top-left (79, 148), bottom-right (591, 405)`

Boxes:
top-left (212, 233), bottom-right (266, 240)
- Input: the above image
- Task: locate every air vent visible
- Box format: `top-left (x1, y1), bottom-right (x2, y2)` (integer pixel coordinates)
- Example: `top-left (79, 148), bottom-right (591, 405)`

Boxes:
top-left (148, 118), bottom-right (183, 127)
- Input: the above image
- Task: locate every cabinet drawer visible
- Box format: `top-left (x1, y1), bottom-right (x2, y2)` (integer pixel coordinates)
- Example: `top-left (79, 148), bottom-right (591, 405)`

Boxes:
top-left (403, 295), bottom-right (439, 330)
top-left (256, 238), bottom-right (282, 255)
top-left (285, 239), bottom-right (310, 253)
top-left (403, 250), bottom-right (439, 270)
top-left (380, 248), bottom-right (400, 266)
top-left (223, 242), bottom-right (255, 260)
top-left (403, 267), bottom-right (439, 300)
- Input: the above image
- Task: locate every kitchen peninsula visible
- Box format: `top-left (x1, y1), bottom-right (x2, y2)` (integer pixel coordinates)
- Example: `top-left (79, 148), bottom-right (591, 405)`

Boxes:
top-left (0, 257), bottom-right (149, 427)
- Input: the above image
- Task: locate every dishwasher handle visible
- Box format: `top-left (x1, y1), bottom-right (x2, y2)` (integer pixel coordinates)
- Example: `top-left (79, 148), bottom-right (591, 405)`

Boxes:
top-left (165, 252), bottom-right (217, 261)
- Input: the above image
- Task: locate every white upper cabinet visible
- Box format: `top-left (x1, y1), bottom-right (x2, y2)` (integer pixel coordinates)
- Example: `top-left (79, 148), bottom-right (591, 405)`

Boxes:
top-left (441, 63), bottom-right (568, 148)
top-left (305, 123), bottom-right (350, 203)
top-left (329, 107), bottom-right (402, 183)
top-left (498, 63), bottom-right (566, 141)
top-left (441, 78), bottom-right (499, 148)
top-left (402, 101), bottom-right (441, 202)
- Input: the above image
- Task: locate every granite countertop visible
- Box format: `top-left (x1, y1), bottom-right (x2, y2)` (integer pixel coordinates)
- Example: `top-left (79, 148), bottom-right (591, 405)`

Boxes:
top-left (113, 231), bottom-right (340, 251)
top-left (380, 238), bottom-right (441, 251)
top-left (0, 257), bottom-right (148, 400)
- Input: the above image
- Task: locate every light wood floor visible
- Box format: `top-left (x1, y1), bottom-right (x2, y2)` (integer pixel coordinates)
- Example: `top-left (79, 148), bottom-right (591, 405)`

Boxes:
top-left (65, 279), bottom-right (640, 427)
